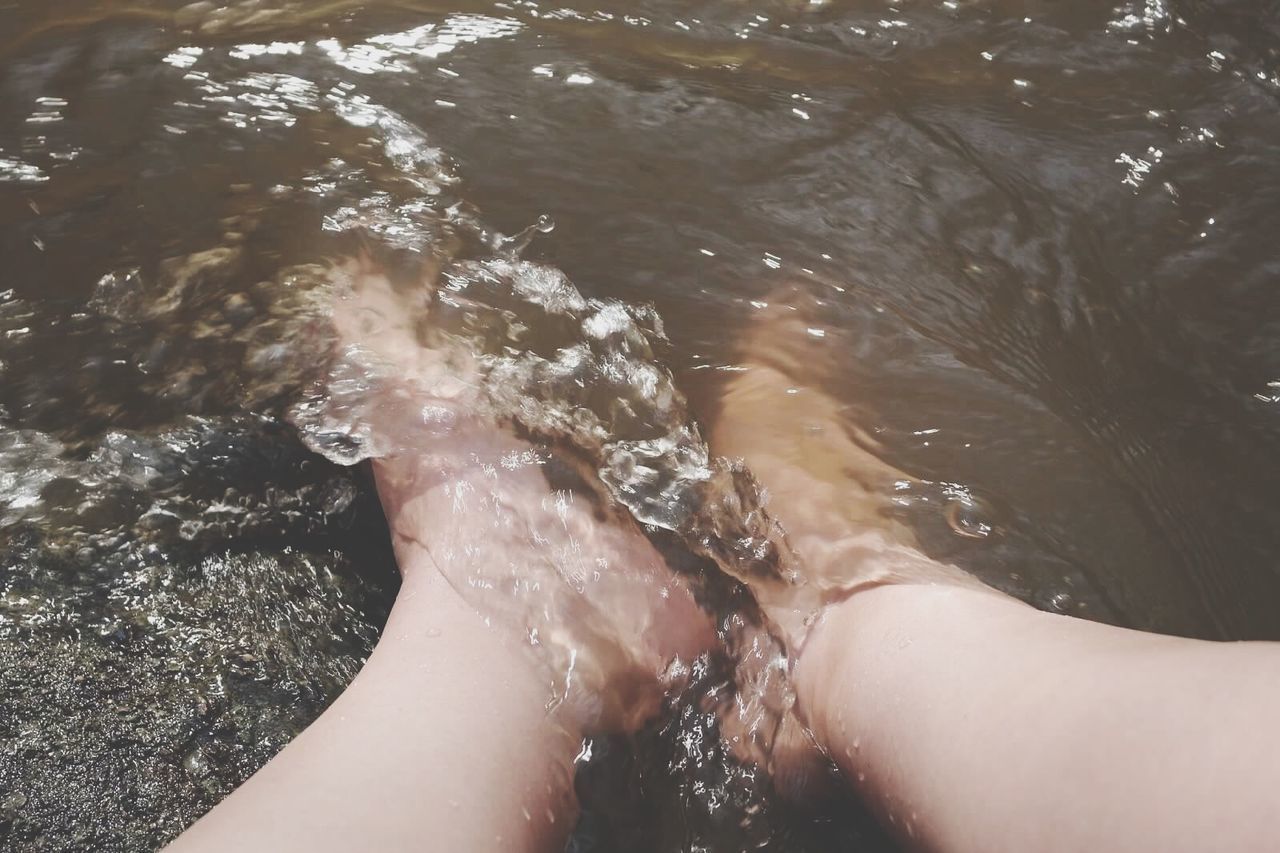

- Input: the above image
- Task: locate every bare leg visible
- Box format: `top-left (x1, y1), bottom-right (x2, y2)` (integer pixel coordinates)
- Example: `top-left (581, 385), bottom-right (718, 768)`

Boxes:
top-left (799, 583), bottom-right (1280, 853)
top-left (714, 297), bottom-right (1280, 853)
top-left (169, 263), bottom-right (710, 852)
top-left (167, 562), bottom-right (578, 853)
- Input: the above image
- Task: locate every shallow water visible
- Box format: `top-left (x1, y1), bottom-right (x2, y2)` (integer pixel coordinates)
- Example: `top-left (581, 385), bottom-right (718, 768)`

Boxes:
top-left (3, 0), bottom-right (1280, 849)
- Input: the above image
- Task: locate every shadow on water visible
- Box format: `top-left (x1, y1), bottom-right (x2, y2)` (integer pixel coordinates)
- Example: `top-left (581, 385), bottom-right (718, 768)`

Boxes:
top-left (3, 0), bottom-right (1280, 849)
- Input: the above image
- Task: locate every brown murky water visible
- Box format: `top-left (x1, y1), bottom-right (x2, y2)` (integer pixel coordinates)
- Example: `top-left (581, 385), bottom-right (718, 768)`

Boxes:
top-left (3, 0), bottom-right (1280, 849)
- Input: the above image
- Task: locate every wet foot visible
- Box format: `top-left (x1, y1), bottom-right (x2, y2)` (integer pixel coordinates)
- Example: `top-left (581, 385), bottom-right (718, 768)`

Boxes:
top-left (711, 286), bottom-right (1008, 803)
top-left (711, 287), bottom-right (983, 648)
top-left (328, 257), bottom-right (713, 733)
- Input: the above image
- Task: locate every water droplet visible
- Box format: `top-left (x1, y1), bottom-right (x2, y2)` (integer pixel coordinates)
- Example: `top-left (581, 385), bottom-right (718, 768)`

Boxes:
top-left (498, 214), bottom-right (556, 257)
top-left (945, 498), bottom-right (993, 539)
top-left (1049, 592), bottom-right (1074, 613)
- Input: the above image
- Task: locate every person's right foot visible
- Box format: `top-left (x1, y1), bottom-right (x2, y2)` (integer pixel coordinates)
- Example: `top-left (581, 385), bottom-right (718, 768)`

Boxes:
top-left (711, 288), bottom-right (981, 651)
top-left (711, 286), bottom-right (1012, 805)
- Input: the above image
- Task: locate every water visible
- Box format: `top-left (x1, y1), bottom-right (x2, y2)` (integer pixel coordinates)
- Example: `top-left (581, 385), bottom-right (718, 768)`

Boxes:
top-left (3, 0), bottom-right (1280, 849)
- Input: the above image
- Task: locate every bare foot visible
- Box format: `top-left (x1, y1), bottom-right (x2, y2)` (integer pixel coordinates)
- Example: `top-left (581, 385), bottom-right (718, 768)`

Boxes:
top-left (329, 256), bottom-right (713, 733)
top-left (711, 288), bottom-right (986, 651)
top-left (711, 287), bottom-right (1011, 801)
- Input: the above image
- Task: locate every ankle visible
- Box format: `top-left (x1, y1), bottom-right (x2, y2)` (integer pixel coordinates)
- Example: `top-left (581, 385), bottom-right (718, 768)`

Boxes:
top-left (792, 580), bottom-right (1023, 749)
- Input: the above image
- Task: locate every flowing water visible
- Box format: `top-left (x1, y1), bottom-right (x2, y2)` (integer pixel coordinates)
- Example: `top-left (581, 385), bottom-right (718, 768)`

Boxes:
top-left (3, 0), bottom-right (1280, 850)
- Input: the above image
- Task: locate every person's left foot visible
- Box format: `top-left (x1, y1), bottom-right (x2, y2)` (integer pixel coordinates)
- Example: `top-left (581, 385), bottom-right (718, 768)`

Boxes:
top-left (330, 257), bottom-right (714, 733)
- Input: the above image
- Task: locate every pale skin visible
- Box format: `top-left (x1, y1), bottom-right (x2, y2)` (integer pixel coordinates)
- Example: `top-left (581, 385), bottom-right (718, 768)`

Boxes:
top-left (170, 263), bottom-right (712, 852)
top-left (714, 304), bottom-right (1280, 853)
top-left (171, 281), bottom-right (1280, 852)
top-left (170, 428), bottom-right (712, 853)
top-left (795, 583), bottom-right (1280, 853)
top-left (167, 548), bottom-right (579, 853)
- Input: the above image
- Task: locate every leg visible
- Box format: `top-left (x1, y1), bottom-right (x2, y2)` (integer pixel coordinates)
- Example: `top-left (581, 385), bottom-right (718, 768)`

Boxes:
top-left (167, 564), bottom-right (578, 853)
top-left (714, 294), bottom-right (1280, 852)
top-left (169, 261), bottom-right (710, 851)
top-left (798, 584), bottom-right (1280, 853)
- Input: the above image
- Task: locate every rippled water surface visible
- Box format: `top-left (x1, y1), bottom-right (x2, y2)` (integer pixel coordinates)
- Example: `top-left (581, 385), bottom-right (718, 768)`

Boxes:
top-left (3, 0), bottom-right (1280, 849)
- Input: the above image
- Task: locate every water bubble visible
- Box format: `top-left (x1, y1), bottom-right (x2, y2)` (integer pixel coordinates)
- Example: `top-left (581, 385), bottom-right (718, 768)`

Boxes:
top-left (497, 214), bottom-right (556, 257)
top-left (944, 497), bottom-right (994, 539)
top-left (182, 747), bottom-right (210, 778)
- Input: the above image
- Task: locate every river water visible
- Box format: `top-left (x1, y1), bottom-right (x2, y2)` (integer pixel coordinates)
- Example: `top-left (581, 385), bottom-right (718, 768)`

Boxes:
top-left (2, 0), bottom-right (1280, 850)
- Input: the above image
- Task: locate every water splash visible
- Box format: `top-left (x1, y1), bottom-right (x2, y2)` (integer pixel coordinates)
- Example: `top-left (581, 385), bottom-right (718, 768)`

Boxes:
top-left (497, 213), bottom-right (556, 258)
top-left (0, 28), bottom-right (821, 841)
